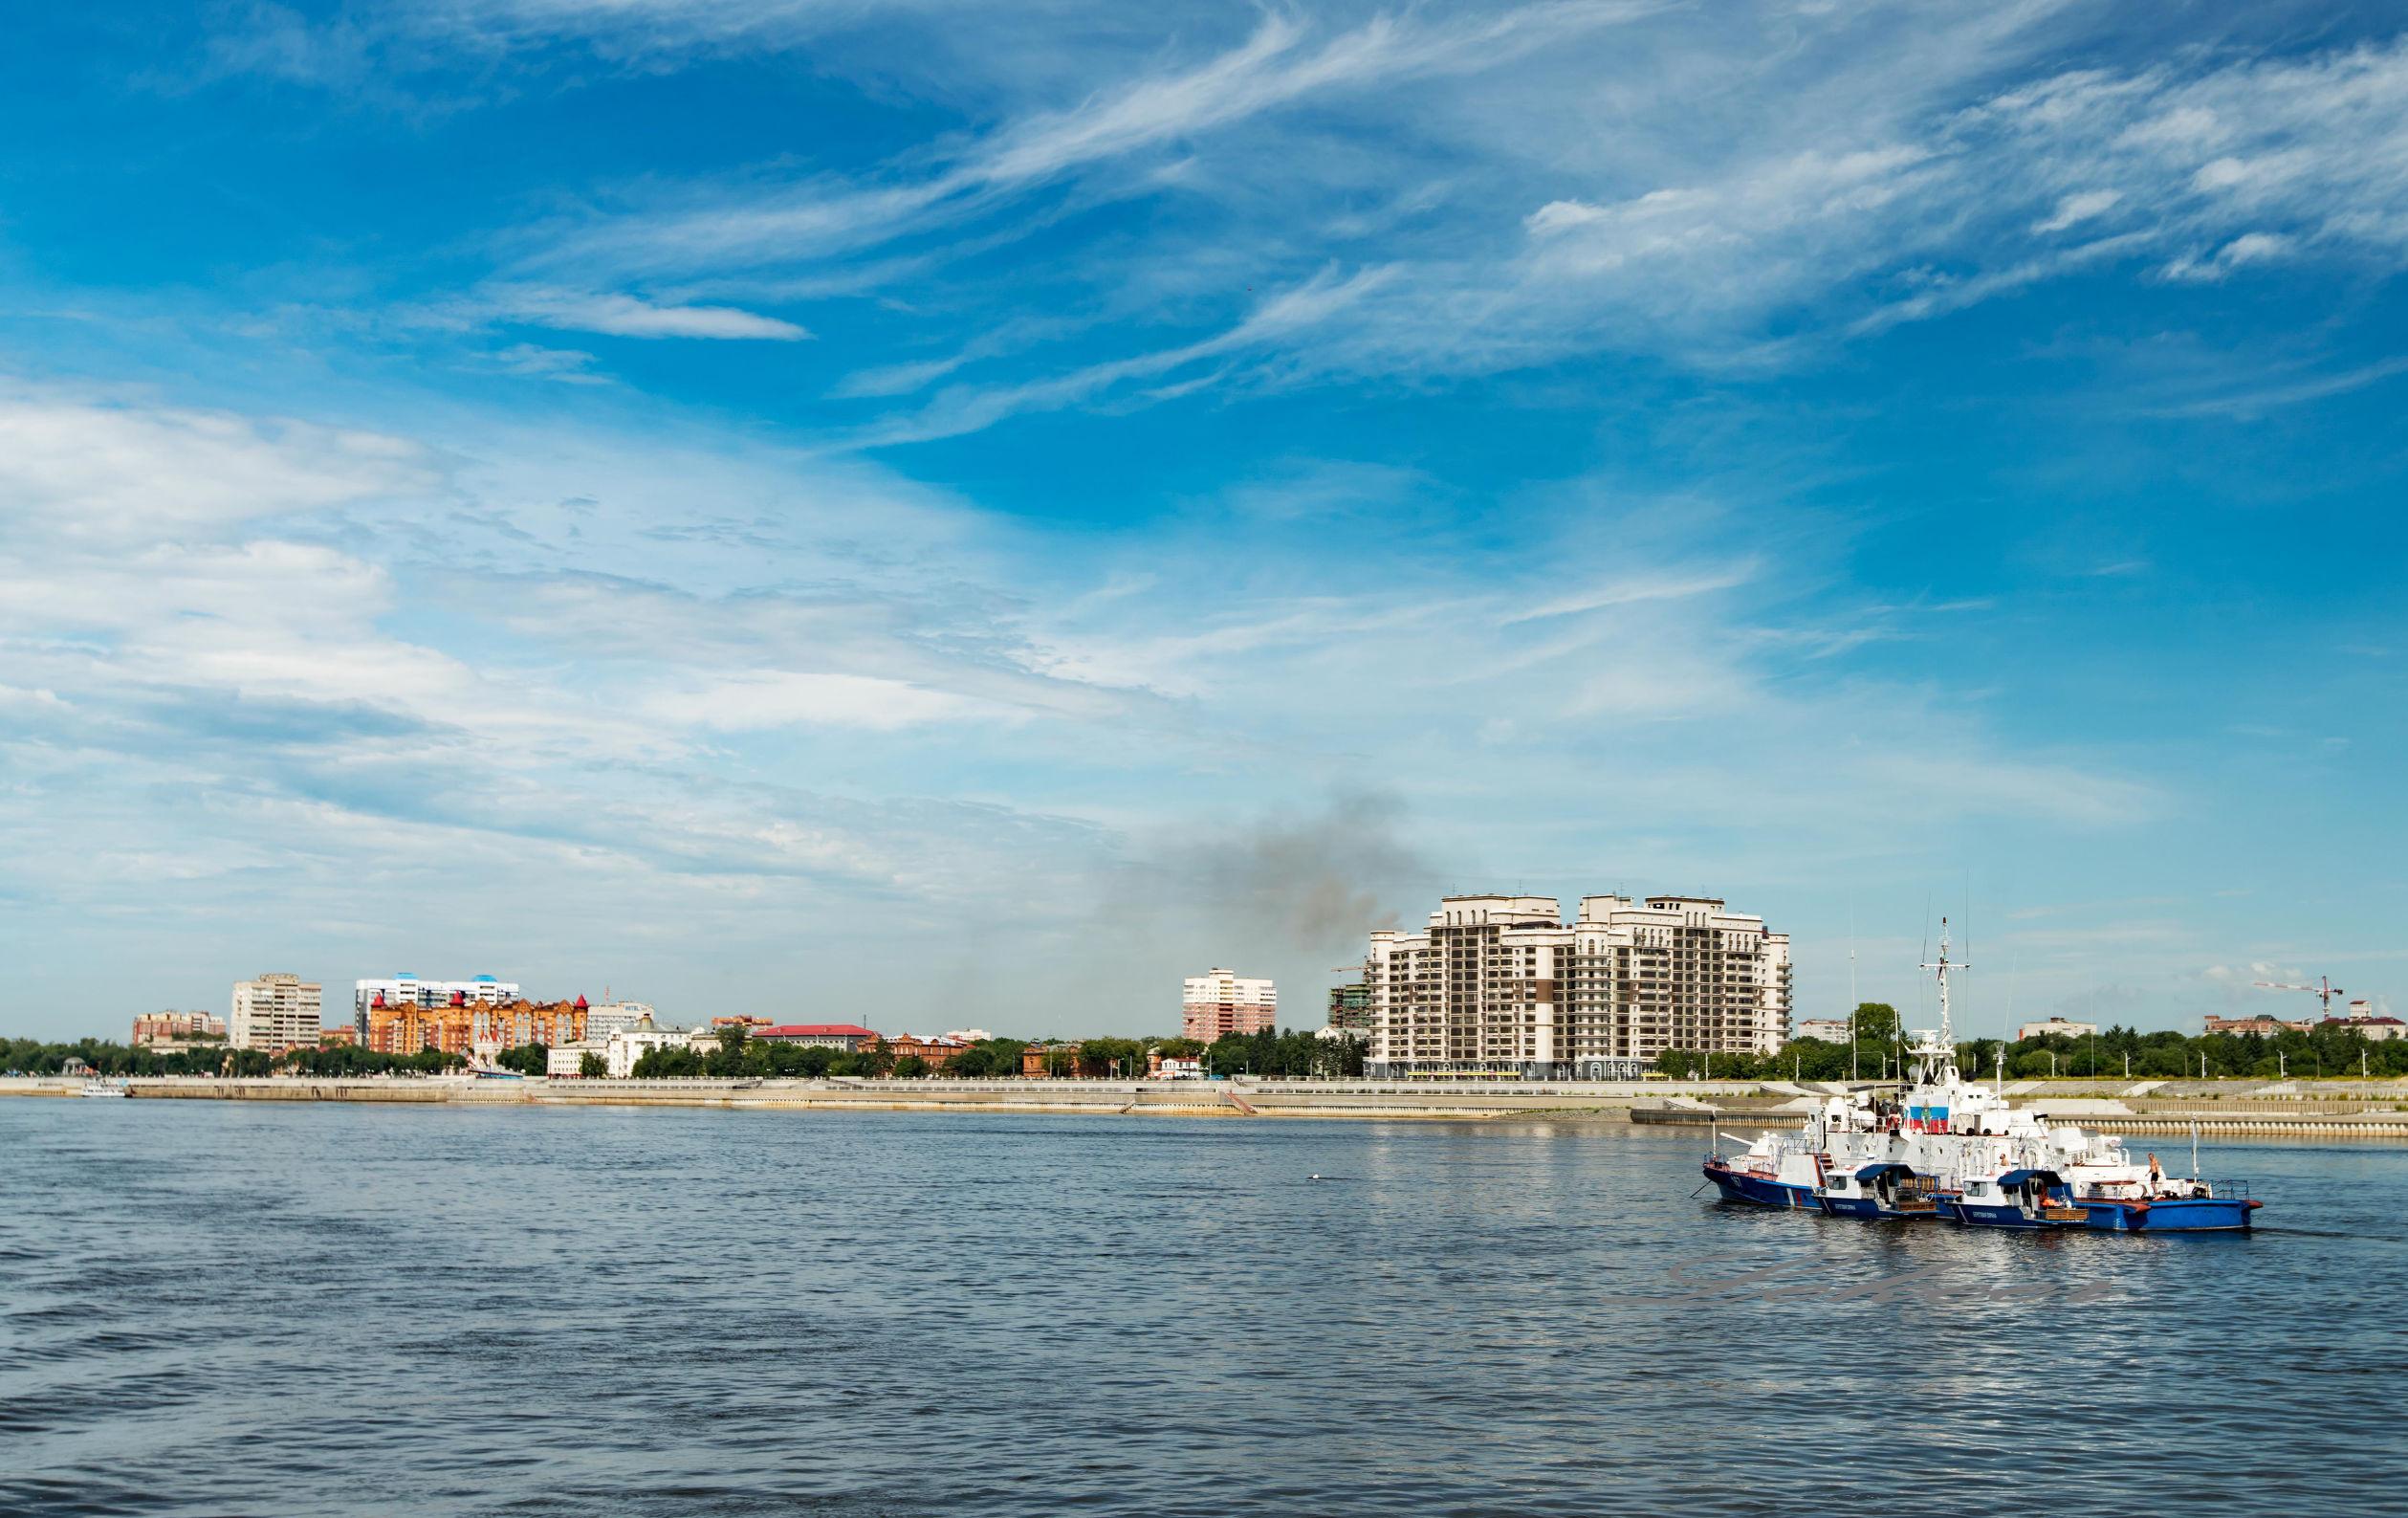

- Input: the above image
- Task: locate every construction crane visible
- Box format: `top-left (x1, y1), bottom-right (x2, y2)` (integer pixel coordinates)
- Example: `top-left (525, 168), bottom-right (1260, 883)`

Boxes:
top-left (2253, 975), bottom-right (2346, 1019)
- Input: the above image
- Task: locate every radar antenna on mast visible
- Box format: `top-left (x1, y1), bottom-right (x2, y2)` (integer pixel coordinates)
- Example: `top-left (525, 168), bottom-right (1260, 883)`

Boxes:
top-left (1919, 915), bottom-right (1969, 1048)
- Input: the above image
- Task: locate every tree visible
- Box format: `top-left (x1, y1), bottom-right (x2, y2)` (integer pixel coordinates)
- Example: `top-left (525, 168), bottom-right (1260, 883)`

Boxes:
top-left (1041, 1046), bottom-right (1078, 1078)
top-left (630, 1044), bottom-right (704, 1078)
top-left (1081, 1036), bottom-right (1147, 1078)
top-left (579, 1051), bottom-right (607, 1078)
top-left (1850, 1002), bottom-right (1901, 1045)
top-left (494, 1044), bottom-right (548, 1076)
top-left (891, 1054), bottom-right (930, 1079)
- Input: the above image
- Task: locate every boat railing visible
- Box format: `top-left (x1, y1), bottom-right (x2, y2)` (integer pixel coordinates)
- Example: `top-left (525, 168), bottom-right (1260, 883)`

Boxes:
top-left (2075, 1177), bottom-right (2249, 1202)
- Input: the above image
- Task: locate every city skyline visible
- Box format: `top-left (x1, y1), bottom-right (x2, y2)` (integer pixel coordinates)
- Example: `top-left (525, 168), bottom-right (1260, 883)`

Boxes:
top-left (2, 4), bottom-right (2404, 1043)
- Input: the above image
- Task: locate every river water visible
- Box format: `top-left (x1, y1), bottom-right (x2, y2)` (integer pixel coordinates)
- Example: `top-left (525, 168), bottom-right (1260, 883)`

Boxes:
top-left (3, 1100), bottom-right (2403, 1516)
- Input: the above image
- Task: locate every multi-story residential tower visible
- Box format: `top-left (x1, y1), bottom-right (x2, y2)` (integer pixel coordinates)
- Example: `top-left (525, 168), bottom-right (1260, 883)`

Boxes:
top-left (1182, 969), bottom-right (1278, 1042)
top-left (230, 973), bottom-right (323, 1053)
top-left (351, 974), bottom-right (518, 1038)
top-left (1365, 894), bottom-right (1789, 1079)
top-left (368, 996), bottom-right (586, 1057)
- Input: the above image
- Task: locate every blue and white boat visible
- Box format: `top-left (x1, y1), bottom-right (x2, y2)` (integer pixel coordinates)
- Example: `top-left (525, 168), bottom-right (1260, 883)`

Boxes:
top-left (1816, 1161), bottom-right (1943, 1220)
top-left (1944, 1167), bottom-right (2088, 1229)
top-left (2064, 1176), bottom-right (2260, 1233)
top-left (1703, 1092), bottom-right (1883, 1209)
top-left (1717, 918), bottom-right (2265, 1234)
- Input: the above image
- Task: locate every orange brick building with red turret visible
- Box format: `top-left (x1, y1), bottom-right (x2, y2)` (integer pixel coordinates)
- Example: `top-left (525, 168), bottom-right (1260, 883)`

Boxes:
top-left (369, 991), bottom-right (589, 1056)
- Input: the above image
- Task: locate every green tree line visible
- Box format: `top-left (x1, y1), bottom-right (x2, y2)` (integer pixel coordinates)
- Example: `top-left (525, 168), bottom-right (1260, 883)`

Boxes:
top-left (3, 1037), bottom-right (466, 1077)
top-left (1201, 1027), bottom-right (1368, 1079)
top-left (1653, 1001), bottom-right (2408, 1081)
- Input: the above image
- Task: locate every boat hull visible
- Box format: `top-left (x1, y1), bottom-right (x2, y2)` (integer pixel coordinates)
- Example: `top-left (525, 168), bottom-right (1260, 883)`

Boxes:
top-left (1815, 1193), bottom-right (1938, 1221)
top-left (1943, 1199), bottom-right (2084, 1230)
top-left (1703, 1163), bottom-right (1818, 1210)
top-left (2080, 1197), bottom-right (2259, 1233)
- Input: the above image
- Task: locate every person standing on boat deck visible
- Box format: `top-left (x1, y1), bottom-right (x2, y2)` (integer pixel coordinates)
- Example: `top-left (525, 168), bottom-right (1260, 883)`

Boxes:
top-left (2147, 1153), bottom-right (2164, 1197)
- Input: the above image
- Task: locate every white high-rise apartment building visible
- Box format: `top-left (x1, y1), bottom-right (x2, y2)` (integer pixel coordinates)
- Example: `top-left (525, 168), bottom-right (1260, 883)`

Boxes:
top-left (583, 1001), bottom-right (656, 1044)
top-left (1364, 894), bottom-right (1790, 1080)
top-left (1182, 969), bottom-right (1278, 1042)
top-left (351, 974), bottom-right (518, 1036)
top-left (230, 973), bottom-right (324, 1052)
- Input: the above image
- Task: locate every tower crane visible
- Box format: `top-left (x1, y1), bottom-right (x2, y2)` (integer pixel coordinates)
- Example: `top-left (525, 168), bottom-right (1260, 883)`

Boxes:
top-left (2253, 975), bottom-right (2345, 1019)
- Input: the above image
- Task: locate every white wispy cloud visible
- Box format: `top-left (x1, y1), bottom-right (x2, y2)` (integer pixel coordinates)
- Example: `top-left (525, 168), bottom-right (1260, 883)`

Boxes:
top-left (521, 4), bottom-right (1658, 280)
top-left (641, 671), bottom-right (1017, 732)
top-left (208, 6), bottom-right (2408, 435)
top-left (496, 288), bottom-right (811, 340)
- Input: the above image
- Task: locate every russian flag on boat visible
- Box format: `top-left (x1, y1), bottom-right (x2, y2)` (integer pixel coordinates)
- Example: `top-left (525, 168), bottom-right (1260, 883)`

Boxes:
top-left (1907, 1104), bottom-right (1949, 1132)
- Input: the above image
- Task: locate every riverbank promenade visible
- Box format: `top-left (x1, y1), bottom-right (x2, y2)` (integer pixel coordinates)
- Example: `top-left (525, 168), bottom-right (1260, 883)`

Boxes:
top-left (11, 1074), bottom-right (2408, 1137)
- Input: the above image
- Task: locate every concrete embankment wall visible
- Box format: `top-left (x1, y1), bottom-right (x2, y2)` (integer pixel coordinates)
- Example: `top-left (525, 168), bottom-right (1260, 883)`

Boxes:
top-left (0, 1075), bottom-right (1744, 1120)
top-left (9, 1075), bottom-right (2406, 1135)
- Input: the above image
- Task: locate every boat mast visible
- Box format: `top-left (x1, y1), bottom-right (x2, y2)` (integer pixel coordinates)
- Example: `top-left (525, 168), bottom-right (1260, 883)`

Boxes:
top-left (1849, 911), bottom-right (1859, 1085)
top-left (1917, 916), bottom-right (1968, 1078)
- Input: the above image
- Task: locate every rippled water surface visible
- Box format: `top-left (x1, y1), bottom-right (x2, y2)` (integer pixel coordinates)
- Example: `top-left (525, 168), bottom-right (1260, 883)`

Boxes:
top-left (4, 1100), bottom-right (2405, 1516)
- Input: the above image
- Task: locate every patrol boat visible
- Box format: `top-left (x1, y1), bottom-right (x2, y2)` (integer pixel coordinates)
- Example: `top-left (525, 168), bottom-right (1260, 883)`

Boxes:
top-left (1944, 1166), bottom-right (2089, 1229)
top-left (1708, 918), bottom-right (2263, 1233)
top-left (1701, 1091), bottom-right (1882, 1209)
top-left (1875, 921), bottom-right (2262, 1232)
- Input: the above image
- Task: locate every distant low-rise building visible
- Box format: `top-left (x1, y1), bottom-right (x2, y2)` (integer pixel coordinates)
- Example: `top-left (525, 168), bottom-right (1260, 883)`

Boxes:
top-left (1020, 1042), bottom-right (1104, 1078)
top-left (131, 1011), bottom-right (226, 1047)
top-left (881, 1033), bottom-right (969, 1067)
top-left (318, 1025), bottom-right (359, 1047)
top-left (2016, 1017), bottom-right (2099, 1042)
top-left (1184, 969), bottom-right (1277, 1043)
top-left (604, 1019), bottom-right (695, 1078)
top-left (546, 1044), bottom-right (600, 1076)
top-left (755, 1023), bottom-right (879, 1052)
top-left (944, 1028), bottom-right (995, 1045)
top-left (231, 974), bottom-right (323, 1053)
top-left (2327, 1001), bottom-right (2408, 1042)
top-left (1149, 1053), bottom-right (1204, 1080)
top-left (2204, 1014), bottom-right (2313, 1037)
top-left (1794, 1018), bottom-right (1854, 1044)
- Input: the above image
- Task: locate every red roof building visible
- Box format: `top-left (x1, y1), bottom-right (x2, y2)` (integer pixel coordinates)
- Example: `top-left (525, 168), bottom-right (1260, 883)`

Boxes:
top-left (755, 1023), bottom-right (880, 1052)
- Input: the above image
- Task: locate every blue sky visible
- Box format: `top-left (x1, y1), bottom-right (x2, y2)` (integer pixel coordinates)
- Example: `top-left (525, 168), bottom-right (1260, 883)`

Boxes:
top-left (2, 1), bottom-right (2403, 1041)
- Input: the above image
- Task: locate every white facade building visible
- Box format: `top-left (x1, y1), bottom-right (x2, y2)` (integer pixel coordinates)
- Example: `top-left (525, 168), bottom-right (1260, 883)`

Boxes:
top-left (583, 1001), bottom-right (656, 1044)
top-left (1365, 894), bottom-right (1790, 1080)
top-left (1181, 969), bottom-right (1278, 1042)
top-left (230, 973), bottom-right (323, 1052)
top-left (546, 1044), bottom-right (602, 1076)
top-left (605, 1020), bottom-right (696, 1078)
top-left (1794, 1018), bottom-right (1854, 1044)
top-left (352, 974), bottom-right (518, 1036)
top-left (2017, 1017), bottom-right (2099, 1041)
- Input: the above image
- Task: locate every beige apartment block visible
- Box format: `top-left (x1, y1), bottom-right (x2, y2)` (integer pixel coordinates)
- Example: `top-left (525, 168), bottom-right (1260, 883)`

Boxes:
top-left (230, 972), bottom-right (324, 1053)
top-left (1365, 893), bottom-right (1789, 1080)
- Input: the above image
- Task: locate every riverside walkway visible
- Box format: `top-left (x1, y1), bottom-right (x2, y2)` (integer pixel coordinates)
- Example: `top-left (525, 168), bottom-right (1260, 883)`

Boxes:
top-left (7, 1074), bottom-right (2408, 1135)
